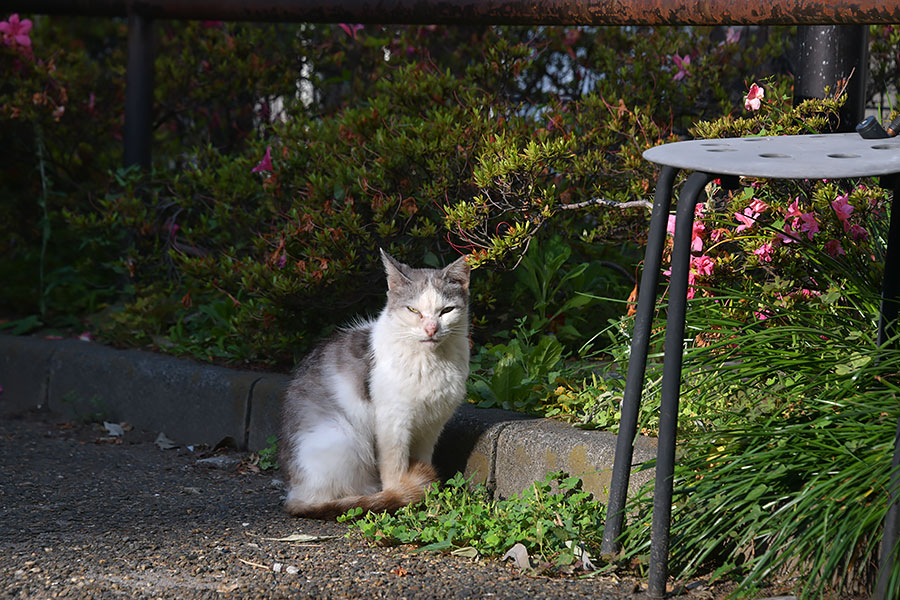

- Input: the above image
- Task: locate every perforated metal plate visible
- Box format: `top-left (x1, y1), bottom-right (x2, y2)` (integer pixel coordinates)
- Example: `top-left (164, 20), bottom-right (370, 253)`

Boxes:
top-left (643, 133), bottom-right (900, 179)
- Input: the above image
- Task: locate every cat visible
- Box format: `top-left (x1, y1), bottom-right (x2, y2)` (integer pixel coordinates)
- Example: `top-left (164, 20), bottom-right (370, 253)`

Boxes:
top-left (279, 249), bottom-right (471, 519)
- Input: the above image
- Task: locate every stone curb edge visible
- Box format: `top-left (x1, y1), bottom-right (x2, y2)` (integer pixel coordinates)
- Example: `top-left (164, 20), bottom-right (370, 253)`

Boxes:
top-left (0, 334), bottom-right (656, 501)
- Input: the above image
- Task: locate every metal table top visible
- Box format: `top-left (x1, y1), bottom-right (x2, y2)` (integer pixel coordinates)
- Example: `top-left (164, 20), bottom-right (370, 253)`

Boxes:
top-left (643, 132), bottom-right (900, 179)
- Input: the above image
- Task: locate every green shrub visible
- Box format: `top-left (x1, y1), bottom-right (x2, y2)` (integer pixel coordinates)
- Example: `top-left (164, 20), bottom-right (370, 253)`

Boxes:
top-left (340, 471), bottom-right (605, 572)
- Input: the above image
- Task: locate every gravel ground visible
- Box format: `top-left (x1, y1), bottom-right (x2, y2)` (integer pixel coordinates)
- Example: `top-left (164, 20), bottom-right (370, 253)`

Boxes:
top-left (0, 412), bottom-right (740, 600)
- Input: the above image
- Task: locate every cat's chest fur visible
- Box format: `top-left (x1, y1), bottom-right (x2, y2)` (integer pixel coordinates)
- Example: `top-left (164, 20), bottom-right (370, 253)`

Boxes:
top-left (369, 317), bottom-right (468, 424)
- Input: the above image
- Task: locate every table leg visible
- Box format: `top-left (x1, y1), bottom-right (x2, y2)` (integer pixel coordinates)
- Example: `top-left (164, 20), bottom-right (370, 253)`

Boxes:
top-left (877, 175), bottom-right (900, 347)
top-left (647, 171), bottom-right (713, 599)
top-left (602, 165), bottom-right (679, 555)
top-left (874, 175), bottom-right (900, 600)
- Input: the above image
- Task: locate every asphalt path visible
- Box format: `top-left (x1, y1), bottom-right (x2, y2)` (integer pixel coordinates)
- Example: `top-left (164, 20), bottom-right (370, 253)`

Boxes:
top-left (0, 413), bottom-right (735, 599)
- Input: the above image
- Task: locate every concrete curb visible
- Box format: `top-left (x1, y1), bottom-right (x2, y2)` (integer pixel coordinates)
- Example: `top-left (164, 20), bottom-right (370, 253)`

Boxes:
top-left (0, 334), bottom-right (656, 500)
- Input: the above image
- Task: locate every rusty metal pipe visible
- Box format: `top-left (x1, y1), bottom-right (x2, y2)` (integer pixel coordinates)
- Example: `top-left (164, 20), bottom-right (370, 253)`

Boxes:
top-left (4, 0), bottom-right (900, 25)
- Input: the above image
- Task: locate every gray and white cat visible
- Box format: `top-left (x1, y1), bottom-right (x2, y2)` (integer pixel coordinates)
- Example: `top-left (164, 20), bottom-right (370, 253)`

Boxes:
top-left (279, 249), bottom-right (470, 519)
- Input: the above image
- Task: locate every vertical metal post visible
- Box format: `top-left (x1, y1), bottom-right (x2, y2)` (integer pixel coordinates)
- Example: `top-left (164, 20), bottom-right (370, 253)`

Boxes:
top-left (874, 175), bottom-right (900, 600)
top-left (602, 166), bottom-right (679, 555)
top-left (123, 12), bottom-right (155, 169)
top-left (794, 25), bottom-right (869, 131)
top-left (877, 176), bottom-right (900, 347)
top-left (646, 171), bottom-right (713, 599)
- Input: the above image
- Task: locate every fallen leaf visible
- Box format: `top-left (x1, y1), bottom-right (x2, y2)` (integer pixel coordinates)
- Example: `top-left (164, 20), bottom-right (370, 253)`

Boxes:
top-left (154, 432), bottom-right (178, 450)
top-left (565, 540), bottom-right (597, 571)
top-left (502, 543), bottom-right (532, 570)
top-left (103, 422), bottom-right (124, 437)
top-left (263, 533), bottom-right (338, 543)
top-left (450, 546), bottom-right (479, 559)
top-left (389, 566), bottom-right (408, 577)
top-left (237, 558), bottom-right (269, 570)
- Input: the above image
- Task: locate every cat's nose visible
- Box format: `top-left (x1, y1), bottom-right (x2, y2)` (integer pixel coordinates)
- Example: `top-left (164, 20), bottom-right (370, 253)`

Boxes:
top-left (424, 320), bottom-right (438, 337)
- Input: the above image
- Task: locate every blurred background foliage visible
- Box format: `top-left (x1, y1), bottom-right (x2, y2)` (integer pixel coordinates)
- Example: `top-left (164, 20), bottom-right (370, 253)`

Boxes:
top-left (2, 19), bottom-right (798, 367)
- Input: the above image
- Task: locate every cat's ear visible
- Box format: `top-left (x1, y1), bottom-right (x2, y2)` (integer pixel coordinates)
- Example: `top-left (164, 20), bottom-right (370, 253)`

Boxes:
top-left (380, 248), bottom-right (412, 291)
top-left (442, 255), bottom-right (470, 293)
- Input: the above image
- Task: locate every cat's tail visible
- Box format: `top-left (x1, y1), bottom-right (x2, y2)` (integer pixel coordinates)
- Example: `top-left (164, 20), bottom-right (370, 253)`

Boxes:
top-left (283, 460), bottom-right (437, 520)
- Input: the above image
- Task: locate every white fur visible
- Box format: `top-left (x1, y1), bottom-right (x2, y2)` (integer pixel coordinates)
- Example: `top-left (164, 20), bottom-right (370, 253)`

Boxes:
top-left (370, 289), bottom-right (469, 486)
top-left (283, 280), bottom-right (469, 506)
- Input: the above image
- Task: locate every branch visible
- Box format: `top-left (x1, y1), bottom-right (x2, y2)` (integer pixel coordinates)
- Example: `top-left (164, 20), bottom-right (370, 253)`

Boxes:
top-left (558, 197), bottom-right (653, 211)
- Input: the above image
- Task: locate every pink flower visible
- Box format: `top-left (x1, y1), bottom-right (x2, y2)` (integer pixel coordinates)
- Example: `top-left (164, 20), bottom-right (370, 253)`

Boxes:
top-left (753, 242), bottom-right (774, 262)
top-left (831, 193), bottom-right (854, 229)
top-left (749, 198), bottom-right (769, 213)
top-left (710, 228), bottom-right (729, 243)
top-left (338, 23), bottom-right (364, 39)
top-left (691, 221), bottom-right (705, 252)
top-left (776, 223), bottom-right (798, 245)
top-left (734, 207), bottom-right (759, 232)
top-left (672, 54), bottom-right (691, 81)
top-left (692, 254), bottom-right (716, 276)
top-left (0, 13), bottom-right (32, 47)
top-left (754, 309), bottom-right (772, 321)
top-left (785, 198), bottom-right (803, 218)
top-left (667, 210), bottom-right (705, 250)
top-left (725, 27), bottom-right (741, 45)
top-left (849, 224), bottom-right (869, 241)
top-left (251, 145), bottom-right (273, 173)
top-left (824, 239), bottom-right (846, 258)
top-left (744, 83), bottom-right (765, 111)
top-left (799, 212), bottom-right (819, 240)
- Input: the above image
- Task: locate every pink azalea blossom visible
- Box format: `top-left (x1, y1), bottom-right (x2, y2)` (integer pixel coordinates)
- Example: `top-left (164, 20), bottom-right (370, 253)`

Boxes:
top-left (692, 254), bottom-right (715, 277)
top-left (753, 242), bottom-right (774, 262)
top-left (338, 23), bottom-right (364, 39)
top-left (725, 27), bottom-right (741, 45)
top-left (831, 193), bottom-right (854, 229)
top-left (798, 212), bottom-right (819, 240)
top-left (754, 310), bottom-right (772, 321)
top-left (734, 207), bottom-right (759, 232)
top-left (749, 198), bottom-right (769, 213)
top-left (785, 198), bottom-right (803, 218)
top-left (710, 228), bottom-right (729, 243)
top-left (775, 223), bottom-right (798, 245)
top-left (251, 145), bottom-right (273, 173)
top-left (824, 239), bottom-right (846, 258)
top-left (666, 210), bottom-right (705, 251)
top-left (0, 13), bottom-right (32, 47)
top-left (691, 221), bottom-right (706, 252)
top-left (744, 83), bottom-right (764, 111)
top-left (849, 223), bottom-right (869, 241)
top-left (672, 54), bottom-right (691, 81)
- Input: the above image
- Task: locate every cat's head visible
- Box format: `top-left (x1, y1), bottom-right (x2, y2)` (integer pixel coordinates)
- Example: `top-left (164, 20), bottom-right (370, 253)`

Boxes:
top-left (380, 249), bottom-right (469, 347)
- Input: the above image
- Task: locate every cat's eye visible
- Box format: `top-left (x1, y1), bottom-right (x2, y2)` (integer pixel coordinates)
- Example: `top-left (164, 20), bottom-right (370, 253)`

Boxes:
top-left (407, 306), bottom-right (420, 315)
top-left (440, 307), bottom-right (455, 316)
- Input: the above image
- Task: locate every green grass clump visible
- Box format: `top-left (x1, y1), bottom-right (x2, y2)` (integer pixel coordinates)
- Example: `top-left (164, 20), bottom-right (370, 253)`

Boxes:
top-left (339, 471), bottom-right (605, 572)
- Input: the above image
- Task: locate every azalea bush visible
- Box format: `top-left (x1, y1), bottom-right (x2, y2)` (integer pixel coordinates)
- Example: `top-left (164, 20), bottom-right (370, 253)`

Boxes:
top-left (2, 19), bottom-right (795, 366)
